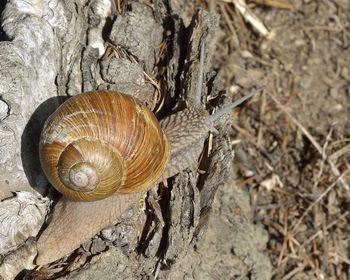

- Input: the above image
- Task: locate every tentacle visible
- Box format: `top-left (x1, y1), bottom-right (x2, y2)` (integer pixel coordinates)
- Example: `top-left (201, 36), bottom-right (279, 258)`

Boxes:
top-left (207, 86), bottom-right (264, 124)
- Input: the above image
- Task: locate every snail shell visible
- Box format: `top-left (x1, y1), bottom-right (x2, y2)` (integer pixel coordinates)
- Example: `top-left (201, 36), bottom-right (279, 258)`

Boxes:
top-left (39, 91), bottom-right (171, 201)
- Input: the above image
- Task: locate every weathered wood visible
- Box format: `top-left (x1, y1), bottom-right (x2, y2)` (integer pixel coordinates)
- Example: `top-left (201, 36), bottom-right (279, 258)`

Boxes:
top-left (0, 0), bottom-right (271, 279)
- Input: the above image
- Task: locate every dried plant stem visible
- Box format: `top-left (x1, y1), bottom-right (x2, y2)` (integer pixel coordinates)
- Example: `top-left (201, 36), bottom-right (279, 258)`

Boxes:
top-left (266, 90), bottom-right (349, 191)
top-left (220, 0), bottom-right (272, 38)
top-left (292, 171), bottom-right (348, 233)
top-left (253, 0), bottom-right (294, 10)
top-left (299, 210), bottom-right (349, 248)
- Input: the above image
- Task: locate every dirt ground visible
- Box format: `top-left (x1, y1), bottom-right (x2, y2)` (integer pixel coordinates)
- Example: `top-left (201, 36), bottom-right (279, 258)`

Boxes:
top-left (194, 0), bottom-right (350, 279)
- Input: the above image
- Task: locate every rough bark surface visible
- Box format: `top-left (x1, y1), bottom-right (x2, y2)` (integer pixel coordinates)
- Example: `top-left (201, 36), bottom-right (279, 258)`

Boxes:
top-left (0, 0), bottom-right (271, 279)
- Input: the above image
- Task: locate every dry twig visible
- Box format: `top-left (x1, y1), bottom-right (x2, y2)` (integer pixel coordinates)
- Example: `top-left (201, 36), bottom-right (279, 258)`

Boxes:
top-left (253, 0), bottom-right (294, 10)
top-left (266, 90), bottom-right (350, 191)
top-left (219, 0), bottom-right (272, 38)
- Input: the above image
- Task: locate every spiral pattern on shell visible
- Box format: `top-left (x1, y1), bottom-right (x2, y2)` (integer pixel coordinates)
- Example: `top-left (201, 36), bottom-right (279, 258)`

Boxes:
top-left (39, 91), bottom-right (170, 201)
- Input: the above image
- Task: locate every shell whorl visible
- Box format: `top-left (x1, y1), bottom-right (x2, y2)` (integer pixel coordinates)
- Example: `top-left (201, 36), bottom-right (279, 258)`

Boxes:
top-left (39, 91), bottom-right (170, 201)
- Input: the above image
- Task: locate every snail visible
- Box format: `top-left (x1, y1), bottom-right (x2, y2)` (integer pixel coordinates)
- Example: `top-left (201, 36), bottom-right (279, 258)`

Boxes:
top-left (35, 42), bottom-right (262, 265)
top-left (39, 91), bottom-right (171, 202)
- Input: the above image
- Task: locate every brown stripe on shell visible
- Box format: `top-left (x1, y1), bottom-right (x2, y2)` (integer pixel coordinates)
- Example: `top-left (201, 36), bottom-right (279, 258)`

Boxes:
top-left (39, 91), bottom-right (171, 201)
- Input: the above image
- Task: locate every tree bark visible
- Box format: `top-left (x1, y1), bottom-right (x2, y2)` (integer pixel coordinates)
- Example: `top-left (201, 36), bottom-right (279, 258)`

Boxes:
top-left (0, 0), bottom-right (271, 279)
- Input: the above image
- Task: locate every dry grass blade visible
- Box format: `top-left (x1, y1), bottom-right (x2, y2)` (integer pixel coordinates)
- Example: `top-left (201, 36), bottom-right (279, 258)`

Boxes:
top-left (253, 0), bottom-right (294, 10)
top-left (219, 0), bottom-right (272, 38)
top-left (266, 90), bottom-right (350, 191)
top-left (280, 265), bottom-right (305, 280)
top-left (299, 211), bottom-right (349, 249)
top-left (291, 172), bottom-right (348, 234)
top-left (329, 143), bottom-right (350, 162)
top-left (114, 0), bottom-right (128, 15)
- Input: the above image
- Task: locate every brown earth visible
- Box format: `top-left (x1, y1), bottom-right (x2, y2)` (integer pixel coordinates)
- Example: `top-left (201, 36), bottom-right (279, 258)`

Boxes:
top-left (201, 1), bottom-right (350, 279)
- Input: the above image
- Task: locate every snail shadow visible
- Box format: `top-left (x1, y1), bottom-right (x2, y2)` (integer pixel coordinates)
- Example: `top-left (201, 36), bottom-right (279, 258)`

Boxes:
top-left (21, 96), bottom-right (68, 195)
